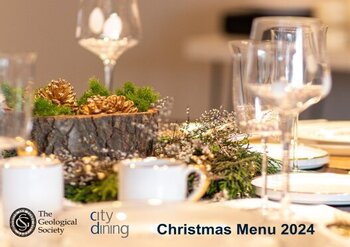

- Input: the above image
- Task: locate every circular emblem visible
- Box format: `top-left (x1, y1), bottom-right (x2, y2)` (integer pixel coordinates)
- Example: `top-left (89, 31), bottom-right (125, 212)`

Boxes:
top-left (9, 208), bottom-right (36, 237)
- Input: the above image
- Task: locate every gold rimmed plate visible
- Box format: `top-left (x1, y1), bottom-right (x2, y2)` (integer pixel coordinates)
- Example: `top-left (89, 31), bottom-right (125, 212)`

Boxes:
top-left (249, 143), bottom-right (329, 170)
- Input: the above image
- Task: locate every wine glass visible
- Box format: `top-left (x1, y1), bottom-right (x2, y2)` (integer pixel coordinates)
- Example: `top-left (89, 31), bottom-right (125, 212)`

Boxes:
top-left (246, 24), bottom-right (331, 218)
top-left (250, 17), bottom-right (327, 171)
top-left (229, 40), bottom-right (280, 215)
top-left (0, 53), bottom-right (36, 151)
top-left (76, 0), bottom-right (142, 90)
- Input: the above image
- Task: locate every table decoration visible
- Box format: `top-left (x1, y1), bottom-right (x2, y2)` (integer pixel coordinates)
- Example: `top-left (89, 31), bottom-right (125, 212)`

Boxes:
top-left (1, 76), bottom-right (280, 204)
top-left (31, 78), bottom-right (159, 158)
top-left (62, 107), bottom-right (280, 203)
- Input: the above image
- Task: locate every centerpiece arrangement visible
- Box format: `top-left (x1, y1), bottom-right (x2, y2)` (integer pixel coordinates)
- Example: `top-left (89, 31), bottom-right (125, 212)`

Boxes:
top-left (62, 106), bottom-right (280, 203)
top-left (31, 78), bottom-right (159, 158)
top-left (1, 77), bottom-right (280, 203)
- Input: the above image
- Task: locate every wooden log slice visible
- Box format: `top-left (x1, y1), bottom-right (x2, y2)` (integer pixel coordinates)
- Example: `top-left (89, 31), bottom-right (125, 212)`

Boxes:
top-left (31, 110), bottom-right (157, 158)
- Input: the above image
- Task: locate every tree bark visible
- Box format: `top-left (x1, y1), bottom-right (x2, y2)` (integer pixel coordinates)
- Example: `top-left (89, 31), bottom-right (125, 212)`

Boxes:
top-left (31, 111), bottom-right (157, 158)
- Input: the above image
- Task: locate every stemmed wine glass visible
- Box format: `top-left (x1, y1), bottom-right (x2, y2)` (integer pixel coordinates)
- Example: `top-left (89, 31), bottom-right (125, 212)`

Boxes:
top-left (246, 21), bottom-right (332, 217)
top-left (229, 40), bottom-right (280, 215)
top-left (249, 17), bottom-right (327, 171)
top-left (76, 0), bottom-right (142, 90)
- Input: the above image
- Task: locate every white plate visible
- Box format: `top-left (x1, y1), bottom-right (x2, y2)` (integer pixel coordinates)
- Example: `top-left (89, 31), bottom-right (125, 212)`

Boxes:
top-left (300, 142), bottom-right (350, 156)
top-left (249, 143), bottom-right (329, 170)
top-left (299, 121), bottom-right (350, 144)
top-left (252, 173), bottom-right (350, 205)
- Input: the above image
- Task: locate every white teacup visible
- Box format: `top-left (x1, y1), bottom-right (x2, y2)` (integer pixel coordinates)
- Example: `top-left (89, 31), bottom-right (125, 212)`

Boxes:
top-left (118, 157), bottom-right (209, 202)
top-left (1, 156), bottom-right (63, 225)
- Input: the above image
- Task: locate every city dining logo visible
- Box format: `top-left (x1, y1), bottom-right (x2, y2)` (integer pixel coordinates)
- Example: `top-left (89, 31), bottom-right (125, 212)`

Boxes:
top-left (9, 208), bottom-right (37, 237)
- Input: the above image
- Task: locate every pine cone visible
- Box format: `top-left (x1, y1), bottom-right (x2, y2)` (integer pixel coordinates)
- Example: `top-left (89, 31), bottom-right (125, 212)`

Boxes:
top-left (36, 79), bottom-right (78, 112)
top-left (79, 95), bottom-right (138, 115)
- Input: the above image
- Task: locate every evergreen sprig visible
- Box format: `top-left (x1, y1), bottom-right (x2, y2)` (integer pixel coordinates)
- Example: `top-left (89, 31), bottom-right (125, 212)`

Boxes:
top-left (155, 108), bottom-right (281, 200)
top-left (65, 174), bottom-right (117, 203)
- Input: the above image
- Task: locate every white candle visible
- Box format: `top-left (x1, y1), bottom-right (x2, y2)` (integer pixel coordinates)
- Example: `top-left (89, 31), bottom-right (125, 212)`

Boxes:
top-left (1, 156), bottom-right (63, 226)
top-left (89, 7), bottom-right (105, 34)
top-left (103, 13), bottom-right (123, 39)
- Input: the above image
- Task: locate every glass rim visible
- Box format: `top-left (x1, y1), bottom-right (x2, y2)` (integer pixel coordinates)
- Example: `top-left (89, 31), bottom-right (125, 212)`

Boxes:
top-left (0, 52), bottom-right (37, 62)
top-left (252, 16), bottom-right (322, 24)
top-left (1, 156), bottom-right (61, 169)
top-left (119, 157), bottom-right (186, 169)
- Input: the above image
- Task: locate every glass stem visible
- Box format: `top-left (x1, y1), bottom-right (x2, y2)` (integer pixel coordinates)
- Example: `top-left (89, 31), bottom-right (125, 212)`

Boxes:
top-left (103, 60), bottom-right (116, 91)
top-left (291, 113), bottom-right (299, 171)
top-left (261, 135), bottom-right (269, 214)
top-left (280, 114), bottom-right (293, 219)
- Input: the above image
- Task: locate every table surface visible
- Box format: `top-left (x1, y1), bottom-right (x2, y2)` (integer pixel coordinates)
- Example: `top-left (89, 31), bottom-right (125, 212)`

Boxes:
top-left (316, 156), bottom-right (350, 212)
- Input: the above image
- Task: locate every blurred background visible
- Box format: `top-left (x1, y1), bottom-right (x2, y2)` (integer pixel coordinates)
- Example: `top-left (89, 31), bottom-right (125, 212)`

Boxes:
top-left (0, 0), bottom-right (349, 120)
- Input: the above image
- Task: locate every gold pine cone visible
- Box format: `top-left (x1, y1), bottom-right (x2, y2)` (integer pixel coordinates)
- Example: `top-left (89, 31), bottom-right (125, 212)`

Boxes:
top-left (36, 79), bottom-right (78, 112)
top-left (79, 95), bottom-right (138, 115)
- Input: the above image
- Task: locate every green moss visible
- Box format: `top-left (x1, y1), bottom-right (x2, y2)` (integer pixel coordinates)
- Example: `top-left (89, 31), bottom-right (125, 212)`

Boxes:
top-left (78, 77), bottom-right (111, 105)
top-left (116, 82), bottom-right (159, 112)
top-left (33, 97), bottom-right (73, 116)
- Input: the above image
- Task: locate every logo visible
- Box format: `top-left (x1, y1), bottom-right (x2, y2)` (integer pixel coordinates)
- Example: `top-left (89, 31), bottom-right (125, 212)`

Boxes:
top-left (9, 208), bottom-right (36, 237)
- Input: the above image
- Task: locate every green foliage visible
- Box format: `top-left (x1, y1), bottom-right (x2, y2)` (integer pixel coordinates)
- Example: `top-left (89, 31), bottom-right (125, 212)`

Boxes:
top-left (155, 108), bottom-right (281, 200)
top-left (78, 77), bottom-right (111, 105)
top-left (204, 150), bottom-right (280, 199)
top-left (116, 82), bottom-right (159, 112)
top-left (1, 149), bottom-right (17, 158)
top-left (65, 174), bottom-right (118, 203)
top-left (33, 97), bottom-right (73, 116)
top-left (1, 82), bottom-right (23, 110)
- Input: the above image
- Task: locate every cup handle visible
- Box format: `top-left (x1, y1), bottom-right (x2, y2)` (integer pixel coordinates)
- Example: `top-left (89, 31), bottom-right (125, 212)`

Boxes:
top-left (185, 165), bottom-right (210, 202)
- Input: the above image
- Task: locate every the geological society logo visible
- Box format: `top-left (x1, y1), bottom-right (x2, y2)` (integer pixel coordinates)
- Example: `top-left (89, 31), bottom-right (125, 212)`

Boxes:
top-left (9, 208), bottom-right (37, 237)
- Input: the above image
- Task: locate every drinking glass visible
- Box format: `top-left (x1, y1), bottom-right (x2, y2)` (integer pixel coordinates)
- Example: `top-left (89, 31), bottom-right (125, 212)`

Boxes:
top-left (229, 40), bottom-right (280, 214)
top-left (250, 17), bottom-right (327, 171)
top-left (0, 53), bottom-right (36, 151)
top-left (76, 0), bottom-right (142, 90)
top-left (0, 53), bottom-right (36, 232)
top-left (246, 25), bottom-right (331, 217)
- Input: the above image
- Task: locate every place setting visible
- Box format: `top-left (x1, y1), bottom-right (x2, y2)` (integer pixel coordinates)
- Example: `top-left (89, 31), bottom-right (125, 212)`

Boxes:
top-left (298, 120), bottom-right (350, 156)
top-left (1, 1), bottom-right (350, 246)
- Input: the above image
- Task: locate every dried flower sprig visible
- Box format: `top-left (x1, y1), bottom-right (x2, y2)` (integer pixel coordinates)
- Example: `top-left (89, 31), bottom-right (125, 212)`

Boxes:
top-left (155, 107), bottom-right (281, 201)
